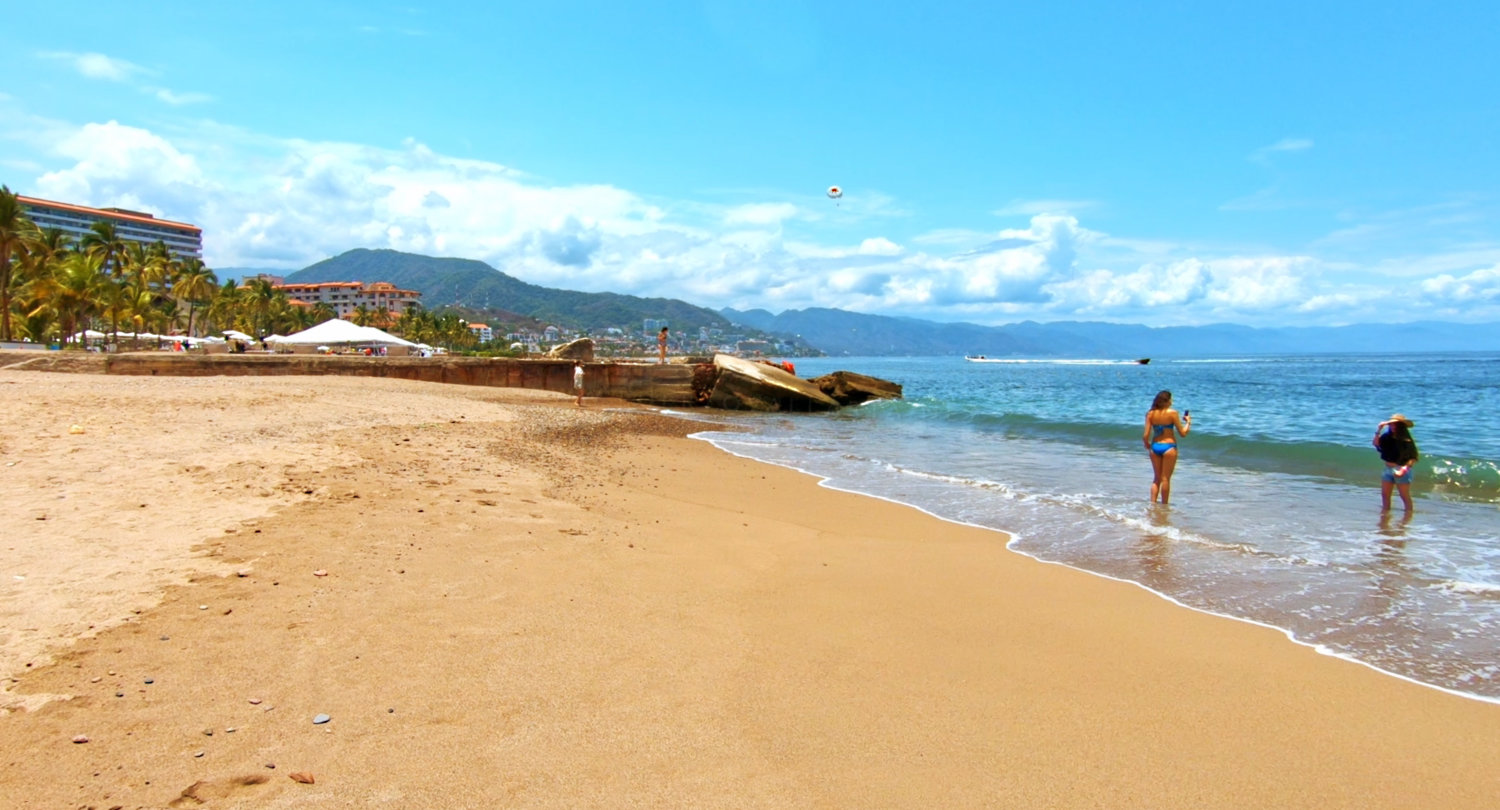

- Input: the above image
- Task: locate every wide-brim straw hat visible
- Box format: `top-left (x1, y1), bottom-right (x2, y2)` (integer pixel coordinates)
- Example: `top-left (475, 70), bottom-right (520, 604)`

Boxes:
top-left (1388, 413), bottom-right (1415, 427)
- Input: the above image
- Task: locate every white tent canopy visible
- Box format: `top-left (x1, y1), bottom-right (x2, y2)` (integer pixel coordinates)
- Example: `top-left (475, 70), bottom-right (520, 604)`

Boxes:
top-left (69, 331), bottom-right (207, 344)
top-left (273, 319), bottom-right (417, 347)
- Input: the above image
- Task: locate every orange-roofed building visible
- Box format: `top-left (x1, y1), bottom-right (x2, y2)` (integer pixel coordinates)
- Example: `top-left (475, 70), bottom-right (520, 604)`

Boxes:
top-left (274, 280), bottom-right (421, 320)
top-left (18, 194), bottom-right (202, 261)
top-left (467, 323), bottom-right (493, 343)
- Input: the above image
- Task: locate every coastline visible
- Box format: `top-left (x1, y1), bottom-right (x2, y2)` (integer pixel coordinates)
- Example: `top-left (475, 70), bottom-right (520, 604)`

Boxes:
top-left (1, 370), bottom-right (1496, 808)
top-left (700, 432), bottom-right (1500, 707)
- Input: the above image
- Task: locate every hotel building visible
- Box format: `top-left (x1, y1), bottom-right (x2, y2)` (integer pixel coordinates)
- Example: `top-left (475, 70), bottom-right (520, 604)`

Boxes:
top-left (273, 280), bottom-right (422, 319)
top-left (17, 195), bottom-right (203, 261)
top-left (467, 323), bottom-right (494, 343)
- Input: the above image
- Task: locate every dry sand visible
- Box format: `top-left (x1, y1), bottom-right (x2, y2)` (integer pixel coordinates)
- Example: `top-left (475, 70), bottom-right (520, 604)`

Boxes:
top-left (0, 365), bottom-right (1496, 808)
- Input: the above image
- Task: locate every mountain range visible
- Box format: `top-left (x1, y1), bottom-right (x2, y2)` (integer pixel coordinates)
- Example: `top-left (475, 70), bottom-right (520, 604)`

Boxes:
top-left (284, 249), bottom-right (735, 334)
top-left (720, 307), bottom-right (1500, 357)
top-left (263, 248), bottom-right (1500, 357)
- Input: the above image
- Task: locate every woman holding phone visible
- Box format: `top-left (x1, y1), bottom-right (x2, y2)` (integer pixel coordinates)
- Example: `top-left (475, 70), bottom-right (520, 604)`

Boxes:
top-left (1143, 390), bottom-right (1191, 504)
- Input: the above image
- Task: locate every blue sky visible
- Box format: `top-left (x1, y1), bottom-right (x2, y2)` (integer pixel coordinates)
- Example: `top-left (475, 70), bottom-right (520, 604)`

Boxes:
top-left (3, 1), bottom-right (1498, 327)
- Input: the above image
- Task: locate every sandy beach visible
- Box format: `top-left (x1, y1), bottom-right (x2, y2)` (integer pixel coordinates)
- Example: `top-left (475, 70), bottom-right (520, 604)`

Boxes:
top-left (1, 364), bottom-right (1496, 808)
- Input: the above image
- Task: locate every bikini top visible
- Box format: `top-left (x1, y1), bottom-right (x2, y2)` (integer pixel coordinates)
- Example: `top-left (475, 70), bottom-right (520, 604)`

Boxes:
top-left (1151, 415), bottom-right (1174, 439)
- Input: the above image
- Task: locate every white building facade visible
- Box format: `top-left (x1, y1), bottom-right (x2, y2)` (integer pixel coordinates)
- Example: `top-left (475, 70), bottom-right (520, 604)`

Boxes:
top-left (18, 195), bottom-right (203, 261)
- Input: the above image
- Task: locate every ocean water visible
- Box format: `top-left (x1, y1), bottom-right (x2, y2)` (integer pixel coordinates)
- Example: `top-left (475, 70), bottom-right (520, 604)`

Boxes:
top-left (689, 353), bottom-right (1500, 702)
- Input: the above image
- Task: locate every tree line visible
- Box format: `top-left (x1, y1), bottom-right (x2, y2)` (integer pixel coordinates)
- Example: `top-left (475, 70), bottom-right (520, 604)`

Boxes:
top-left (0, 186), bottom-right (477, 351)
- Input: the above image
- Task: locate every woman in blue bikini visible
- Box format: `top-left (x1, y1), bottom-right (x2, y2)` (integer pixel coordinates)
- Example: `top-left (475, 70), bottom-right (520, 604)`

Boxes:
top-left (1143, 390), bottom-right (1191, 504)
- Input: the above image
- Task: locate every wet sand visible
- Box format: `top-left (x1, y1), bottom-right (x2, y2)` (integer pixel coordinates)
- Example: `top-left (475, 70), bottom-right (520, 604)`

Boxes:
top-left (1, 368), bottom-right (1496, 808)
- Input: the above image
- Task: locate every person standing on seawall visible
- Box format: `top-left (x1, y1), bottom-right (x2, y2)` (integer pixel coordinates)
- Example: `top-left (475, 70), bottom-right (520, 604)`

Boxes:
top-left (1373, 414), bottom-right (1419, 512)
top-left (1143, 390), bottom-right (1191, 505)
top-left (657, 326), bottom-right (669, 364)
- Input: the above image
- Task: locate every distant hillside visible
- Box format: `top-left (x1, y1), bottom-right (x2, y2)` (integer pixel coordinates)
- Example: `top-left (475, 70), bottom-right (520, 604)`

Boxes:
top-left (273, 249), bottom-right (1500, 356)
top-left (722, 307), bottom-right (1500, 357)
top-left (287, 249), bottom-right (734, 332)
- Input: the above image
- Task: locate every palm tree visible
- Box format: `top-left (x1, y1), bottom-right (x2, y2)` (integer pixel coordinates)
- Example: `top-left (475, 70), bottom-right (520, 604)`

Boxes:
top-left (124, 285), bottom-right (157, 345)
top-left (174, 259), bottom-right (217, 337)
top-left (23, 227), bottom-right (74, 270)
top-left (11, 226), bottom-right (74, 344)
top-left (431, 311), bottom-right (476, 351)
top-left (0, 186), bottom-right (32, 341)
top-left (33, 252), bottom-right (106, 347)
top-left (81, 221), bottom-right (131, 347)
top-left (205, 279), bottom-right (241, 335)
top-left (310, 301), bottom-right (337, 324)
top-left (242, 278), bottom-right (278, 337)
top-left (80, 220), bottom-right (127, 280)
top-left (350, 303), bottom-right (372, 326)
top-left (98, 274), bottom-right (130, 347)
top-left (118, 242), bottom-right (154, 347)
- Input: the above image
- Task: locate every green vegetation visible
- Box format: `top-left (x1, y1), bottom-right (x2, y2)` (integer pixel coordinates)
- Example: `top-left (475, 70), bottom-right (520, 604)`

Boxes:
top-left (290, 248), bottom-right (735, 335)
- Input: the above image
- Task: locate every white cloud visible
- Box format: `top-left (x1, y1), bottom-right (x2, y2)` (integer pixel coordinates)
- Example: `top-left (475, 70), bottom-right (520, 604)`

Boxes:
top-left (993, 199), bottom-right (1098, 217)
top-left (1420, 264), bottom-right (1500, 305)
top-left (150, 88), bottom-right (214, 106)
top-left (1251, 137), bottom-right (1313, 164)
top-left (40, 51), bottom-right (151, 82)
top-left (37, 51), bottom-right (210, 108)
top-left (723, 202), bottom-right (797, 226)
top-left (858, 237), bottom-right (902, 256)
top-left (1201, 256), bottom-right (1313, 310)
top-left (36, 121), bottom-right (206, 217)
top-left (14, 116), bottom-right (1500, 327)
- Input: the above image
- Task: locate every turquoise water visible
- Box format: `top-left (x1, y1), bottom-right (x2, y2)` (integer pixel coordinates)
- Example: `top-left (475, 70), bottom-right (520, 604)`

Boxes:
top-left (693, 353), bottom-right (1500, 702)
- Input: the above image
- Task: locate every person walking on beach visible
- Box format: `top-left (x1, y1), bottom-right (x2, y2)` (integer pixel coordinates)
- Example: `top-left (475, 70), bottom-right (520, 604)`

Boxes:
top-left (1143, 390), bottom-right (1191, 504)
top-left (573, 360), bottom-right (586, 407)
top-left (657, 326), bottom-right (669, 364)
top-left (1373, 414), bottom-right (1419, 512)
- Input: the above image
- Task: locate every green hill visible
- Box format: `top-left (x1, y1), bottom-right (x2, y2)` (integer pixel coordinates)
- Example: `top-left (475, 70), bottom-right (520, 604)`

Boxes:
top-left (287, 249), bottom-right (734, 333)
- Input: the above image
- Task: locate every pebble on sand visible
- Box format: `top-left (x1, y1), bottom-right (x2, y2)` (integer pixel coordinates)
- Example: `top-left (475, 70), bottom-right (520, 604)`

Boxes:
top-left (71, 735), bottom-right (89, 744)
top-left (313, 713), bottom-right (331, 725)
top-left (290, 772), bottom-right (316, 784)
top-left (313, 569), bottom-right (328, 577)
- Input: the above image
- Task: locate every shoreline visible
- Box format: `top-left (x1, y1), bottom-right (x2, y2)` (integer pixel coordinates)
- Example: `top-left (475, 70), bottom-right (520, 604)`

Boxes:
top-left (2, 370), bottom-right (1497, 807)
top-left (697, 432), bottom-right (1500, 707)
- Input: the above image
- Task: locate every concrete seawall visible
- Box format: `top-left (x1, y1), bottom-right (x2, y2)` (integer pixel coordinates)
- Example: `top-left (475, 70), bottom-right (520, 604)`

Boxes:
top-left (100, 353), bottom-right (705, 407)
